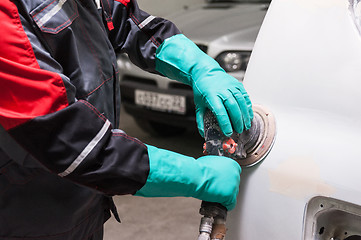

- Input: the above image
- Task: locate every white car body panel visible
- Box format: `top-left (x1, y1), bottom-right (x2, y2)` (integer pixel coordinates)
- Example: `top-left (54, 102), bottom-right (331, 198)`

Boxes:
top-left (226, 0), bottom-right (361, 239)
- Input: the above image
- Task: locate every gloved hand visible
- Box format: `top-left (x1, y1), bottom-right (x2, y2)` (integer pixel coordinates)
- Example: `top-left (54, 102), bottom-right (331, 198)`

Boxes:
top-left (135, 145), bottom-right (241, 211)
top-left (155, 34), bottom-right (253, 137)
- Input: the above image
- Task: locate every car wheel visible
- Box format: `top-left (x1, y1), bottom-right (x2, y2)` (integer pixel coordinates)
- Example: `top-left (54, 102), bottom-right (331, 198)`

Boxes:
top-left (135, 119), bottom-right (187, 137)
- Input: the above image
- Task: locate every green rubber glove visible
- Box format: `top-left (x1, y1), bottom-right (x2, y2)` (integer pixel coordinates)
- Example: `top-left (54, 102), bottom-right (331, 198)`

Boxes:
top-left (135, 145), bottom-right (241, 211)
top-left (155, 34), bottom-right (253, 137)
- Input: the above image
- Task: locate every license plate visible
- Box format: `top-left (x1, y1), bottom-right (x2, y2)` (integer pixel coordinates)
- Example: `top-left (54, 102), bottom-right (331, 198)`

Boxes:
top-left (135, 89), bottom-right (186, 115)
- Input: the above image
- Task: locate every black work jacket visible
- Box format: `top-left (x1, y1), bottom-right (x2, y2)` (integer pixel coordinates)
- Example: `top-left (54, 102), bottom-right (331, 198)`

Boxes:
top-left (0, 0), bottom-right (180, 238)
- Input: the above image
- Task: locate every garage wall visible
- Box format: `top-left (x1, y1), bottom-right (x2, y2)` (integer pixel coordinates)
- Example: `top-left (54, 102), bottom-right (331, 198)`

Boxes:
top-left (136, 0), bottom-right (204, 17)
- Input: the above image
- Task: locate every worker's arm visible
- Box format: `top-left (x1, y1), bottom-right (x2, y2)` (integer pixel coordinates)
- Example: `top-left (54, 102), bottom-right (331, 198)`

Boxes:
top-left (0, 0), bottom-right (146, 195)
top-left (135, 145), bottom-right (241, 211)
top-left (0, 56), bottom-right (149, 195)
top-left (0, 0), bottom-right (240, 208)
top-left (108, 1), bottom-right (253, 137)
top-left (0, 55), bottom-right (240, 208)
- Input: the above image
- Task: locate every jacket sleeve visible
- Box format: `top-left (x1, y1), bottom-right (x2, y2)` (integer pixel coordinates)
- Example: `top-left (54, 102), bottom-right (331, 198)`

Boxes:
top-left (107, 0), bottom-right (182, 73)
top-left (0, 0), bottom-right (149, 196)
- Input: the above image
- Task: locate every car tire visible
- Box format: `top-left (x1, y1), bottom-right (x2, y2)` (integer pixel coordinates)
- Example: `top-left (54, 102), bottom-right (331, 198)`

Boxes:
top-left (134, 119), bottom-right (187, 137)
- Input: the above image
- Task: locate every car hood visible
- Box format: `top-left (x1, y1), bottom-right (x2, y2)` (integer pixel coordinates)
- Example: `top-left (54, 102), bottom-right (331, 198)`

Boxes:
top-left (166, 3), bottom-right (269, 46)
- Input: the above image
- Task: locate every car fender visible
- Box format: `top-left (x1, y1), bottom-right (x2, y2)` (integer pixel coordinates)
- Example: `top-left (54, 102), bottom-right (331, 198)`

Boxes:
top-left (226, 0), bottom-right (361, 239)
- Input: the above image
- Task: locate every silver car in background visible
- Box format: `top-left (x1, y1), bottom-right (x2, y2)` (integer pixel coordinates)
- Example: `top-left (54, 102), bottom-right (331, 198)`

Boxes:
top-left (117, 0), bottom-right (270, 136)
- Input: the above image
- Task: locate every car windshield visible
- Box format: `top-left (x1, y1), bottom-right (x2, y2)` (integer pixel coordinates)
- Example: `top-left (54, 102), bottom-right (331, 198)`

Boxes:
top-left (208, 0), bottom-right (271, 3)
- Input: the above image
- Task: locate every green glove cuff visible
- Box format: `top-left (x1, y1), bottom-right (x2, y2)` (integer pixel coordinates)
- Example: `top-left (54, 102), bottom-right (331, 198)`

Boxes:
top-left (135, 145), bottom-right (242, 210)
top-left (155, 34), bottom-right (224, 86)
top-left (135, 145), bottom-right (198, 197)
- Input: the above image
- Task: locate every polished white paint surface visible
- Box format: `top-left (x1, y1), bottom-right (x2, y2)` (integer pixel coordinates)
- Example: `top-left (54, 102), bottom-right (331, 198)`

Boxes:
top-left (226, 0), bottom-right (361, 239)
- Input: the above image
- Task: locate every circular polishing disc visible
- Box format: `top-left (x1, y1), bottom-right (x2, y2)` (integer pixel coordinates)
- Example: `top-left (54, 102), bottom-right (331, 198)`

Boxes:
top-left (238, 104), bottom-right (276, 167)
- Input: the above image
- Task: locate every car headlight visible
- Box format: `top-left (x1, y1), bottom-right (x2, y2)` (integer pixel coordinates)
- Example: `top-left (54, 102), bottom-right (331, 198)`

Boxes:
top-left (215, 51), bottom-right (252, 72)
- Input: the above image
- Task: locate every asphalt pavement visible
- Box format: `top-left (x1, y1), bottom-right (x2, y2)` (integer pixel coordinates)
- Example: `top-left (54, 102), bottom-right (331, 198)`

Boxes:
top-left (104, 108), bottom-right (205, 240)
